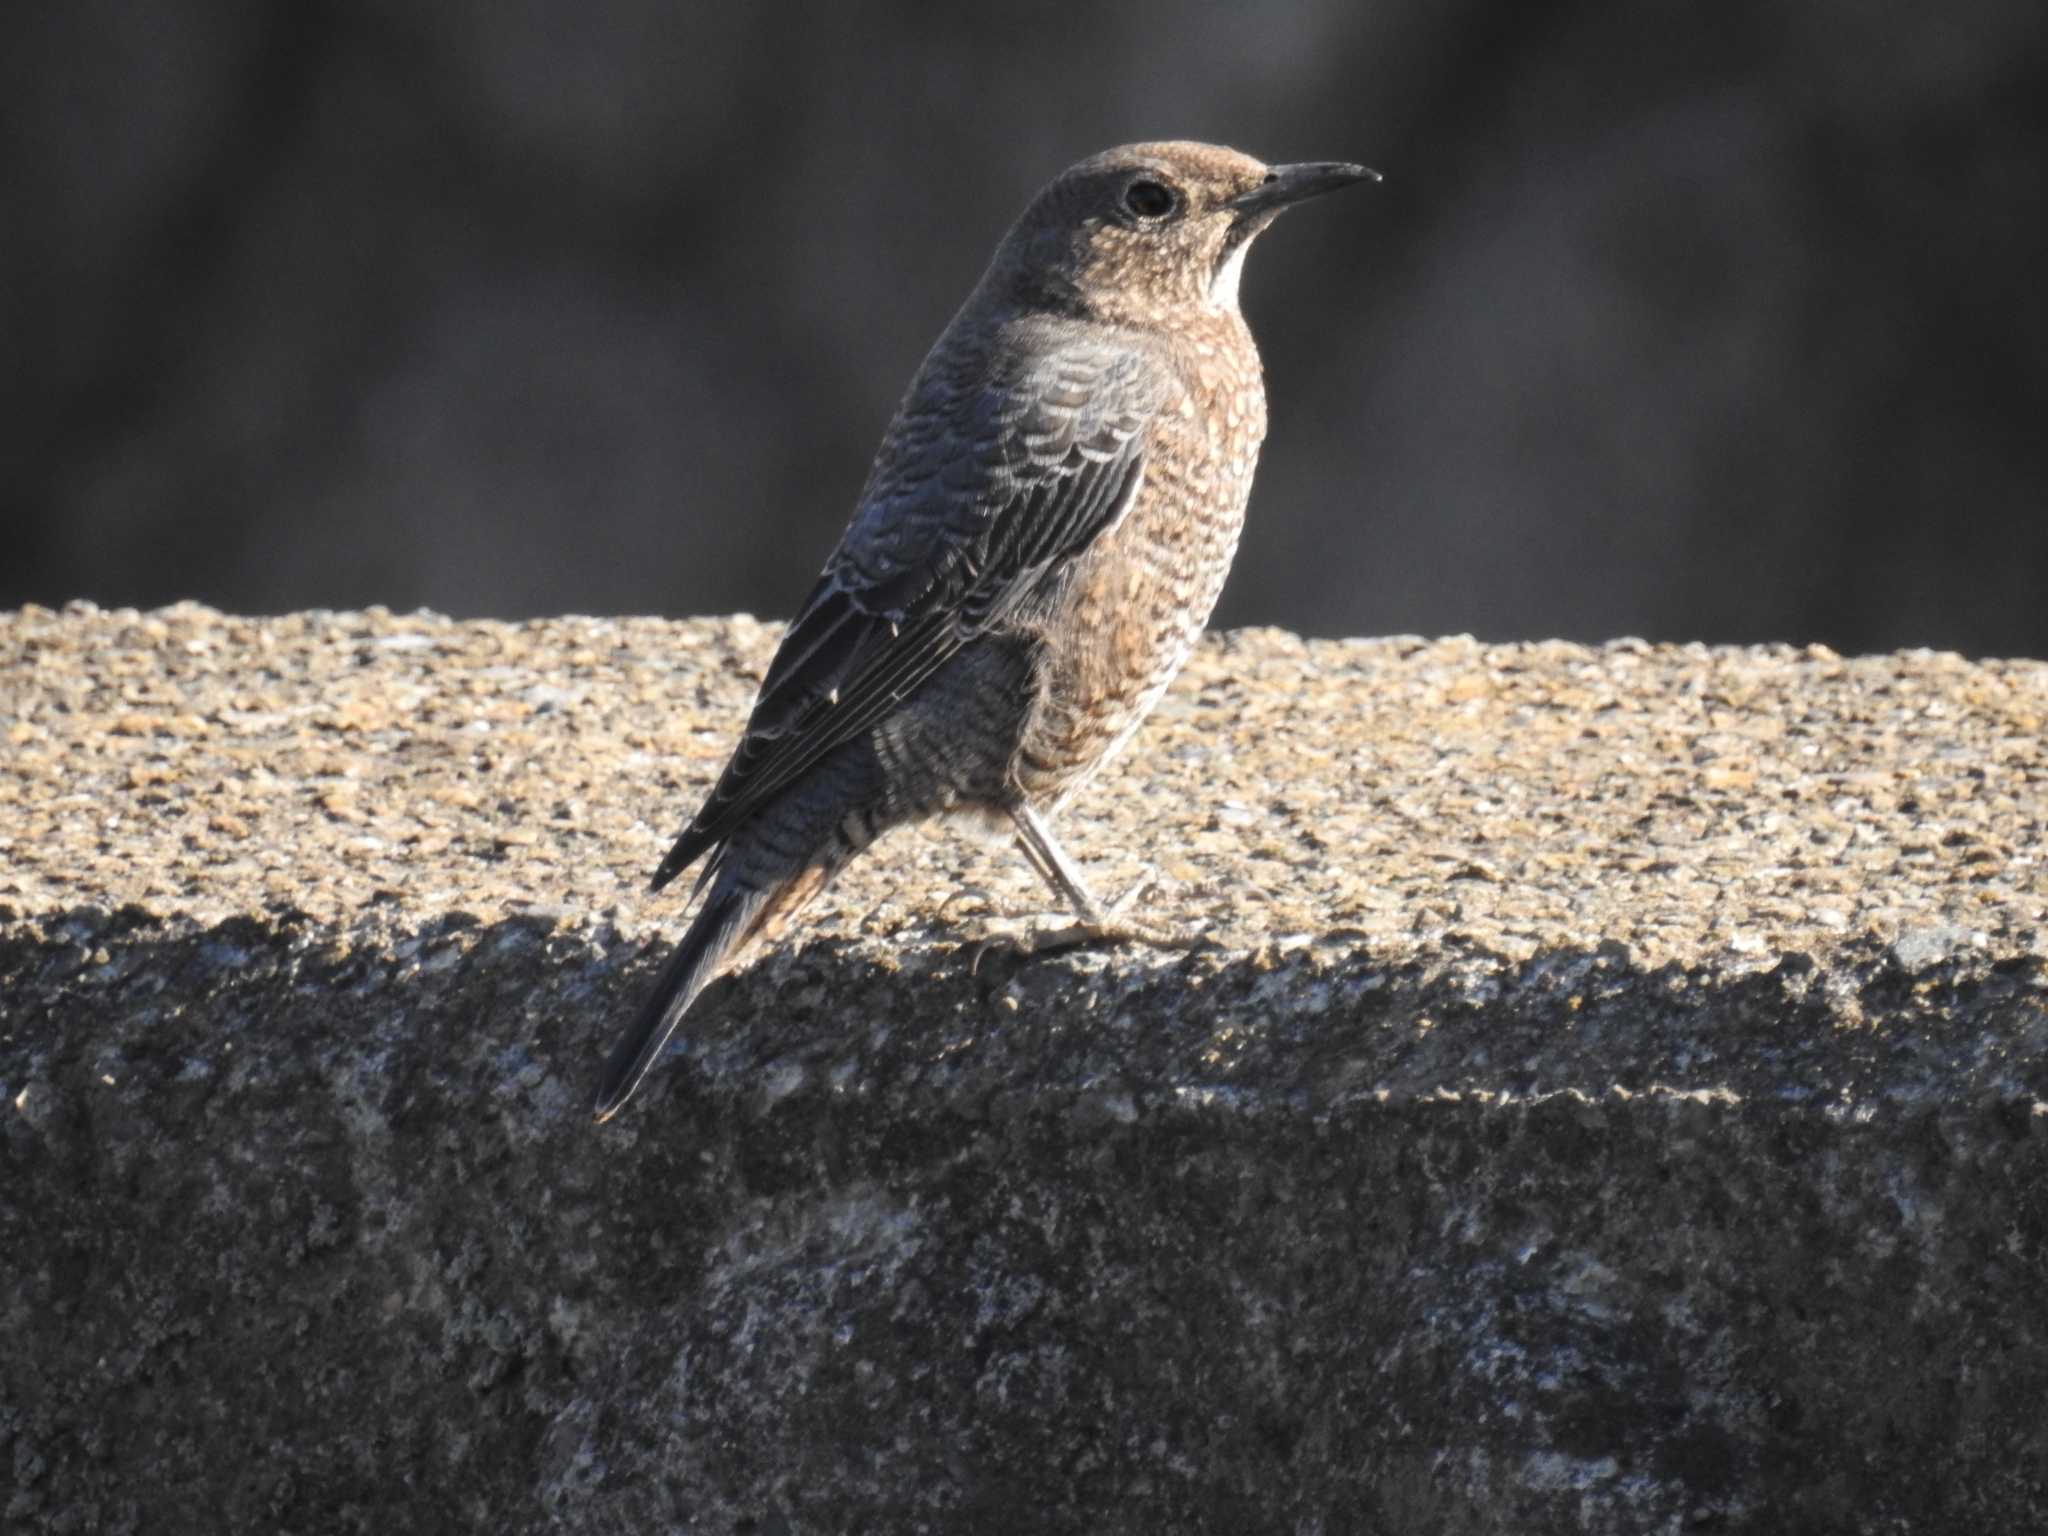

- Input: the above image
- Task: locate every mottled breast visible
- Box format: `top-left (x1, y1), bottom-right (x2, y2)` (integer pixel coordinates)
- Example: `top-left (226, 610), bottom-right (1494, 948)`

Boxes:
top-left (1011, 309), bottom-right (1268, 807)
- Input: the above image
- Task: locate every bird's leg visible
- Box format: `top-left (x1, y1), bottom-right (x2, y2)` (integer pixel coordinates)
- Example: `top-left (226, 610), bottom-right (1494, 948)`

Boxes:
top-left (1010, 804), bottom-right (1107, 923)
top-left (967, 805), bottom-right (1196, 969)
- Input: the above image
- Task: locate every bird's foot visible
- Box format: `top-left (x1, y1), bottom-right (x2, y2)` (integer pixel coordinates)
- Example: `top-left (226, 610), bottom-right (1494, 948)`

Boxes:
top-left (964, 888), bottom-right (1200, 976)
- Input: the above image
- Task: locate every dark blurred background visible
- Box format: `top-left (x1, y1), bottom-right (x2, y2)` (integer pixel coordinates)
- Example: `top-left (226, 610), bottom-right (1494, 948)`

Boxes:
top-left (5, 2), bottom-right (2045, 655)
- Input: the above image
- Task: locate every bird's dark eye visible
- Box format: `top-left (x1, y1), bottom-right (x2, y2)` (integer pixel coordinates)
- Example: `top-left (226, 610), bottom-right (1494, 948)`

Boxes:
top-left (1123, 178), bottom-right (1179, 220)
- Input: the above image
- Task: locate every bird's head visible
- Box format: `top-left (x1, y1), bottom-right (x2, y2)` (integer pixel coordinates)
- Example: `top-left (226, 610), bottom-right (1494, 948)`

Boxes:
top-left (990, 140), bottom-right (1376, 324)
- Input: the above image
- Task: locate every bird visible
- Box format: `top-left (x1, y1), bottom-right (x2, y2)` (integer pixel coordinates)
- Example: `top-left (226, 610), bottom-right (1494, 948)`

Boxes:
top-left (594, 141), bottom-right (1375, 1121)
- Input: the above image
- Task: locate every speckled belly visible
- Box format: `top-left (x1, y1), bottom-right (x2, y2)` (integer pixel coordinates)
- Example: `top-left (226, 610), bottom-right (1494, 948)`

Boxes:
top-left (1010, 374), bottom-right (1265, 809)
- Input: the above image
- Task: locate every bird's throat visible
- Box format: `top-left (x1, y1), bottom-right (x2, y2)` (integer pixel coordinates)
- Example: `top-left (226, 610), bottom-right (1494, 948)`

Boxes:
top-left (1209, 240), bottom-right (1250, 309)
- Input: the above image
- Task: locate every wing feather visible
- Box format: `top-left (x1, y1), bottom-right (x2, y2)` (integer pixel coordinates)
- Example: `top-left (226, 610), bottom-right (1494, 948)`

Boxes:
top-left (651, 330), bottom-right (1161, 892)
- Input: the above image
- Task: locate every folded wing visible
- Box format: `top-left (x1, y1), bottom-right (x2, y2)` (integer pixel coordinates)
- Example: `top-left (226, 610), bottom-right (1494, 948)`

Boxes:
top-left (651, 331), bottom-right (1164, 893)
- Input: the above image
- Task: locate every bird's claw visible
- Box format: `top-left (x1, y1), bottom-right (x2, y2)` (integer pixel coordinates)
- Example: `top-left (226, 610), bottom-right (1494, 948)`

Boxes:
top-left (964, 911), bottom-right (1200, 976)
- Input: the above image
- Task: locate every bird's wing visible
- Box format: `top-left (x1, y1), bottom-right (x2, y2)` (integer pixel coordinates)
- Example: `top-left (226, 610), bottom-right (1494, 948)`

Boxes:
top-left (651, 332), bottom-right (1163, 892)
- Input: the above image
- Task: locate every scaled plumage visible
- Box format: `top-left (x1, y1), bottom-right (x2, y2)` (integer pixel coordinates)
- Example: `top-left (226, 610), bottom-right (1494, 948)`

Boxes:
top-left (596, 142), bottom-right (1373, 1120)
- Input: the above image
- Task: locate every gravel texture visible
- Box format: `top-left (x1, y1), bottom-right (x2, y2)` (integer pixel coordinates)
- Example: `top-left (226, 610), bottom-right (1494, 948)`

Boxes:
top-left (3, 601), bottom-right (2043, 965)
top-left (3, 601), bottom-right (2047, 1532)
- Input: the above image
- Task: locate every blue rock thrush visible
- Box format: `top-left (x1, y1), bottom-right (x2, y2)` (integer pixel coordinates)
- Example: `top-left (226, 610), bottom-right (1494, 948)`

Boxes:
top-left (595, 141), bottom-right (1374, 1120)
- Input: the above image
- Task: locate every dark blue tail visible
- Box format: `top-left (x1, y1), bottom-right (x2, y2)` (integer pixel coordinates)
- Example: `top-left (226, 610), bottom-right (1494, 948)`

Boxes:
top-left (592, 879), bottom-right (768, 1122)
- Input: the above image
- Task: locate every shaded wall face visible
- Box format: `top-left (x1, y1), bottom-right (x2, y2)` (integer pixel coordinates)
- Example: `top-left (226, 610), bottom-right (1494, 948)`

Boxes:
top-left (5, 1), bottom-right (2044, 656)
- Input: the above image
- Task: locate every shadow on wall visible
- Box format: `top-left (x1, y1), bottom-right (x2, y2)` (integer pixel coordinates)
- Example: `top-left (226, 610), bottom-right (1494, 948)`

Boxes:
top-left (5, 2), bottom-right (2045, 655)
top-left (5, 902), bottom-right (2047, 1528)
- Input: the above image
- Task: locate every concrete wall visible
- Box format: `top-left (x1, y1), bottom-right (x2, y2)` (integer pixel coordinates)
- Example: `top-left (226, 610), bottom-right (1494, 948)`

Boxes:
top-left (3, 605), bottom-right (2046, 1531)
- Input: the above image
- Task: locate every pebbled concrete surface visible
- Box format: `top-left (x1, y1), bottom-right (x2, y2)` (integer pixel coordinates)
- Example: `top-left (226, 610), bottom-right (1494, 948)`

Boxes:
top-left (3, 602), bottom-right (2047, 1532)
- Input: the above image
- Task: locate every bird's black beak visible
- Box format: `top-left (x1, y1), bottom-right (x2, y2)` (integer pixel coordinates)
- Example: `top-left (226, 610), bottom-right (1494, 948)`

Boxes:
top-left (1230, 161), bottom-right (1380, 220)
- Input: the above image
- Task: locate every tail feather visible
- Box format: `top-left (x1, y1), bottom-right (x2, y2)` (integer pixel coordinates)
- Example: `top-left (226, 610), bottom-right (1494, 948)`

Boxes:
top-left (592, 881), bottom-right (768, 1122)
